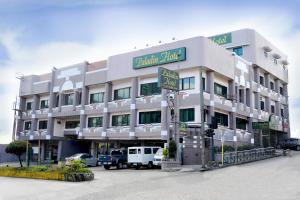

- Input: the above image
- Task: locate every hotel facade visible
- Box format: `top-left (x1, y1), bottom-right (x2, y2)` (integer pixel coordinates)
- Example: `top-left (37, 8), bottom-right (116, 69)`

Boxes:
top-left (13, 29), bottom-right (290, 162)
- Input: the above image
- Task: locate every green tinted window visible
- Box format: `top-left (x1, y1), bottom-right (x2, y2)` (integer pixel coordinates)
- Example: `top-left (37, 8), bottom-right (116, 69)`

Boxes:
top-left (140, 82), bottom-right (161, 96)
top-left (90, 93), bottom-right (104, 104)
top-left (88, 117), bottom-right (103, 127)
top-left (179, 108), bottom-right (195, 122)
top-left (112, 115), bottom-right (130, 126)
top-left (139, 111), bottom-right (161, 124)
top-left (114, 87), bottom-right (131, 100)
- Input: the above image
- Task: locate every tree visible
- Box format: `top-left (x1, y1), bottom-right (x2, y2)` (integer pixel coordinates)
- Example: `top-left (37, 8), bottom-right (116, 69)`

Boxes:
top-left (169, 140), bottom-right (177, 159)
top-left (5, 141), bottom-right (27, 167)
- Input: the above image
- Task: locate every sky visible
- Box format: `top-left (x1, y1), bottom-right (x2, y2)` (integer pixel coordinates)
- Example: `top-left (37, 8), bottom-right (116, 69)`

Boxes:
top-left (1, 0), bottom-right (300, 143)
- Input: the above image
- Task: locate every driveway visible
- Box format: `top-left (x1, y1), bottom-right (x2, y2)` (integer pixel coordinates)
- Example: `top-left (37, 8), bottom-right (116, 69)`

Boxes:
top-left (0, 152), bottom-right (300, 200)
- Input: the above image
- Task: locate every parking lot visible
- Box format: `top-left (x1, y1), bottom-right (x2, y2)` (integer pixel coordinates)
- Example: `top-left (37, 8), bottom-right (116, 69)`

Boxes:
top-left (1, 151), bottom-right (300, 200)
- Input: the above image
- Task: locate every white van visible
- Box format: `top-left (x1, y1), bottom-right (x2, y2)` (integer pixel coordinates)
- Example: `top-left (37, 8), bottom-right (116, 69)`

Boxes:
top-left (153, 148), bottom-right (164, 167)
top-left (127, 146), bottom-right (161, 169)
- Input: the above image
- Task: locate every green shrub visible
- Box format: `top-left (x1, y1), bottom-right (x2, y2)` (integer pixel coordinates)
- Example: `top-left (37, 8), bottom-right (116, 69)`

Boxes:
top-left (162, 148), bottom-right (168, 158)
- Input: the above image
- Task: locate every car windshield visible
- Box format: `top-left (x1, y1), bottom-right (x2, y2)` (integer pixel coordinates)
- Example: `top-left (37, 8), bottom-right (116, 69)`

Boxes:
top-left (155, 148), bottom-right (163, 156)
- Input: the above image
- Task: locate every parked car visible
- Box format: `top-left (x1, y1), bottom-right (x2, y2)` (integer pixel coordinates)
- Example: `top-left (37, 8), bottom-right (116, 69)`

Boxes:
top-left (277, 138), bottom-right (300, 150)
top-left (127, 146), bottom-right (161, 169)
top-left (99, 149), bottom-right (127, 170)
top-left (65, 153), bottom-right (98, 167)
top-left (153, 148), bottom-right (164, 167)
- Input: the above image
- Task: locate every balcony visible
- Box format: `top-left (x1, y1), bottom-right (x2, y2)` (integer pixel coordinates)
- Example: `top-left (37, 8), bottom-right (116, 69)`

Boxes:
top-left (64, 129), bottom-right (79, 137)
top-left (135, 124), bottom-right (162, 139)
top-left (35, 109), bottom-right (49, 118)
top-left (22, 111), bottom-right (33, 119)
top-left (136, 95), bottom-right (161, 110)
top-left (106, 126), bottom-right (130, 139)
top-left (108, 99), bottom-right (131, 112)
top-left (53, 105), bottom-right (80, 117)
top-left (84, 103), bottom-right (105, 115)
top-left (81, 127), bottom-right (103, 138)
top-left (214, 95), bottom-right (233, 112)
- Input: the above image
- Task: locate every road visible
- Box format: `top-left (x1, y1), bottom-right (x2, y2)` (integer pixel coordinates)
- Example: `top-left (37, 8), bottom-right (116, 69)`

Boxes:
top-left (0, 152), bottom-right (300, 200)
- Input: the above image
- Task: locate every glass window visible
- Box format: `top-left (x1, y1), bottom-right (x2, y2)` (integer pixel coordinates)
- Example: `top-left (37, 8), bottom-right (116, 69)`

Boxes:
top-left (26, 102), bottom-right (32, 110)
top-left (140, 82), bottom-right (161, 96)
top-left (114, 87), bottom-right (131, 100)
top-left (55, 94), bottom-right (59, 107)
top-left (129, 149), bottom-right (137, 154)
top-left (214, 83), bottom-right (227, 98)
top-left (139, 111), bottom-right (161, 124)
top-left (179, 77), bottom-right (195, 90)
top-left (112, 114), bottom-right (130, 126)
top-left (24, 121), bottom-right (31, 131)
top-left (38, 120), bottom-right (48, 130)
top-left (88, 117), bottom-right (103, 128)
top-left (138, 149), bottom-right (141, 154)
top-left (180, 108), bottom-right (195, 122)
top-left (260, 76), bottom-right (264, 86)
top-left (90, 93), bottom-right (104, 104)
top-left (270, 82), bottom-right (274, 90)
top-left (271, 105), bottom-right (275, 114)
top-left (144, 148), bottom-right (151, 154)
top-left (236, 118), bottom-right (247, 130)
top-left (65, 121), bottom-right (80, 129)
top-left (64, 93), bottom-right (74, 105)
top-left (215, 112), bottom-right (228, 126)
top-left (260, 101), bottom-right (265, 110)
top-left (279, 87), bottom-right (283, 95)
top-left (233, 46), bottom-right (243, 56)
top-left (281, 108), bottom-right (284, 117)
top-left (40, 100), bottom-right (49, 109)
top-left (153, 148), bottom-right (159, 154)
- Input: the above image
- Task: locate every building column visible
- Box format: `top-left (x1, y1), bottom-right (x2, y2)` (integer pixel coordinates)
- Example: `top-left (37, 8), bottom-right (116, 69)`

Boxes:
top-left (17, 97), bottom-right (26, 137)
top-left (58, 92), bottom-right (63, 112)
top-left (265, 73), bottom-right (271, 113)
top-left (57, 140), bottom-right (63, 161)
top-left (31, 94), bottom-right (40, 133)
top-left (102, 82), bottom-right (112, 137)
top-left (206, 71), bottom-right (215, 123)
top-left (47, 69), bottom-right (56, 137)
top-left (130, 77), bottom-right (138, 138)
top-left (229, 80), bottom-right (236, 129)
top-left (90, 141), bottom-right (97, 157)
top-left (161, 89), bottom-right (168, 140)
top-left (80, 86), bottom-right (88, 134)
top-left (253, 67), bottom-right (259, 83)
top-left (41, 141), bottom-right (45, 161)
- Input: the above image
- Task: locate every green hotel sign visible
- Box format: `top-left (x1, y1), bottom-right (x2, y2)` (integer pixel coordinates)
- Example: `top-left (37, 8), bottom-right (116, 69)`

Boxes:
top-left (157, 67), bottom-right (179, 91)
top-left (252, 122), bottom-right (269, 130)
top-left (209, 33), bottom-right (232, 45)
top-left (133, 47), bottom-right (186, 69)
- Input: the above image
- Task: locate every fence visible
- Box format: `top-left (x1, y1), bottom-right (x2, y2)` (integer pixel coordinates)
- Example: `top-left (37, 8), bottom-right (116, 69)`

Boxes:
top-left (215, 147), bottom-right (276, 166)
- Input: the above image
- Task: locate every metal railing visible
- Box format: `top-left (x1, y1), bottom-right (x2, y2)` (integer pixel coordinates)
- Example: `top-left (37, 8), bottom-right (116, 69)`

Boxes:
top-left (216, 147), bottom-right (276, 166)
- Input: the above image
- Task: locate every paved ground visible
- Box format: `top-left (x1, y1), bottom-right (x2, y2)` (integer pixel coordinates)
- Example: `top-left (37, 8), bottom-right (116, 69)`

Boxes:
top-left (1, 152), bottom-right (300, 200)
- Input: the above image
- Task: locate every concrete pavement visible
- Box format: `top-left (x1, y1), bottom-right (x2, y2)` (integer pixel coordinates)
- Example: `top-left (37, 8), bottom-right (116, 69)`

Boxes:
top-left (0, 151), bottom-right (300, 200)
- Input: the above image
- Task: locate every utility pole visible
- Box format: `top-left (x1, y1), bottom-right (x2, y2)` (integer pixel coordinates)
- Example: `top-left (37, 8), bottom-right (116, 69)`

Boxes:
top-left (12, 96), bottom-right (18, 141)
top-left (200, 67), bottom-right (205, 168)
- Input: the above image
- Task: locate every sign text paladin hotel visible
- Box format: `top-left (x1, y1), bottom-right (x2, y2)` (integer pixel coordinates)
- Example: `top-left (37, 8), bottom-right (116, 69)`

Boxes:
top-left (133, 47), bottom-right (186, 69)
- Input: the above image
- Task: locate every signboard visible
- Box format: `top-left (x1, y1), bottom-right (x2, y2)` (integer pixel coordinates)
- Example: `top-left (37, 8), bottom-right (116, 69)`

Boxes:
top-left (157, 67), bottom-right (179, 91)
top-left (133, 47), bottom-right (186, 69)
top-left (252, 122), bottom-right (269, 130)
top-left (209, 33), bottom-right (232, 45)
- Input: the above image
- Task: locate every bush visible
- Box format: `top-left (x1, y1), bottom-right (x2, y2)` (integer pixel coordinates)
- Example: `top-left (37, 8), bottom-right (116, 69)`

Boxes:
top-left (162, 148), bottom-right (168, 159)
top-left (168, 140), bottom-right (177, 159)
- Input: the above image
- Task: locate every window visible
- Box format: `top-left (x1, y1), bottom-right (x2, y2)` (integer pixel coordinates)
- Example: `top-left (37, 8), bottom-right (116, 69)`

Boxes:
top-left (271, 105), bottom-right (275, 114)
top-left (279, 87), bottom-right (283, 95)
top-left (26, 102), bottom-right (32, 110)
top-left (38, 120), bottom-right (48, 130)
top-left (270, 82), bottom-right (274, 90)
top-left (64, 93), bottom-right (74, 105)
top-left (114, 87), bottom-right (131, 100)
top-left (65, 121), bottom-right (80, 129)
top-left (88, 117), bottom-right (103, 128)
top-left (40, 100), bottom-right (49, 109)
top-left (180, 108), bottom-right (195, 122)
top-left (139, 111), bottom-right (161, 124)
top-left (55, 94), bottom-right (59, 107)
top-left (90, 93), bottom-right (104, 104)
top-left (153, 148), bottom-right (159, 154)
top-left (144, 148), bottom-right (151, 154)
top-left (260, 101), bottom-right (265, 111)
top-left (281, 108), bottom-right (284, 117)
top-left (140, 82), bottom-right (161, 96)
top-left (179, 77), bottom-right (195, 90)
top-left (214, 83), bottom-right (227, 98)
top-left (239, 89), bottom-right (243, 103)
top-left (24, 121), bottom-right (31, 131)
top-left (129, 149), bottom-right (137, 154)
top-left (233, 46), bottom-right (243, 56)
top-left (236, 118), bottom-right (247, 130)
top-left (215, 112), bottom-right (228, 126)
top-left (259, 76), bottom-right (264, 86)
top-left (112, 114), bottom-right (130, 126)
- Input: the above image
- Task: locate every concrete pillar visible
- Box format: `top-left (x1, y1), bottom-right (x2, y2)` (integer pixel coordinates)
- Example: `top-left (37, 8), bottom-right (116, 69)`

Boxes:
top-left (206, 71), bottom-right (214, 123)
top-left (90, 141), bottom-right (97, 157)
top-left (41, 141), bottom-right (45, 161)
top-left (265, 73), bottom-right (271, 113)
top-left (57, 140), bottom-right (63, 161)
top-left (103, 82), bottom-right (112, 137)
top-left (31, 94), bottom-right (39, 132)
top-left (80, 86), bottom-right (88, 133)
top-left (58, 93), bottom-right (63, 112)
top-left (130, 77), bottom-right (138, 138)
top-left (254, 92), bottom-right (261, 111)
top-left (246, 88), bottom-right (251, 107)
top-left (253, 67), bottom-right (259, 83)
top-left (73, 90), bottom-right (79, 111)
top-left (47, 69), bottom-right (55, 137)
top-left (17, 97), bottom-right (26, 135)
top-left (229, 80), bottom-right (236, 130)
top-left (247, 117), bottom-right (253, 133)
top-left (275, 101), bottom-right (280, 116)
top-left (275, 79), bottom-right (280, 93)
top-left (161, 89), bottom-right (168, 140)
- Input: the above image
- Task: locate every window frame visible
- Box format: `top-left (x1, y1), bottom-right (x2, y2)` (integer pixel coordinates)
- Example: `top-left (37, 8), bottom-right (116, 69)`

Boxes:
top-left (65, 121), bottom-right (80, 129)
top-left (179, 77), bottom-right (195, 91)
top-left (140, 82), bottom-right (161, 96)
top-left (233, 46), bottom-right (243, 56)
top-left (215, 112), bottom-right (228, 127)
top-left (90, 92), bottom-right (104, 104)
top-left (38, 120), bottom-right (48, 130)
top-left (87, 117), bottom-right (103, 128)
top-left (214, 83), bottom-right (227, 98)
top-left (179, 108), bottom-right (195, 122)
top-left (114, 87), bottom-right (131, 100)
top-left (40, 99), bottom-right (49, 109)
top-left (24, 121), bottom-right (32, 131)
top-left (112, 114), bottom-right (130, 126)
top-left (64, 93), bottom-right (74, 106)
top-left (139, 111), bottom-right (161, 124)
top-left (26, 102), bottom-right (32, 111)
top-left (236, 117), bottom-right (247, 130)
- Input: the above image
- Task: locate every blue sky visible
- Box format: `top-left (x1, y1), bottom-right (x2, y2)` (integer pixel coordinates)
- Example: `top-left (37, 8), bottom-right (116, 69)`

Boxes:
top-left (1, 0), bottom-right (300, 143)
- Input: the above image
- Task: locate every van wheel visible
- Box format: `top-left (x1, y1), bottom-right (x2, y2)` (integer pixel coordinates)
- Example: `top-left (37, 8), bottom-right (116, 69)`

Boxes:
top-left (117, 162), bottom-right (122, 169)
top-left (147, 162), bottom-right (153, 169)
top-left (104, 165), bottom-right (110, 170)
